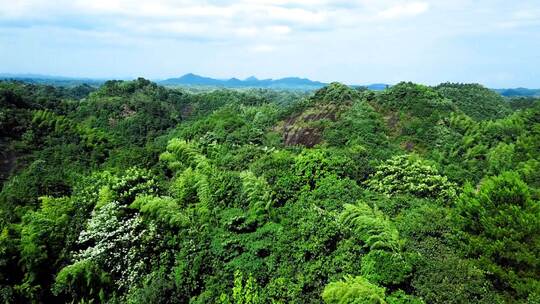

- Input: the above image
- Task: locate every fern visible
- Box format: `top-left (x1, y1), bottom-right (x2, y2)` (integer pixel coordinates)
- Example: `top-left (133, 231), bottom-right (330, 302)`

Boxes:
top-left (170, 166), bottom-right (213, 219)
top-left (195, 173), bottom-right (211, 213)
top-left (340, 202), bottom-right (401, 252)
top-left (160, 138), bottom-right (208, 172)
top-left (240, 171), bottom-right (273, 212)
top-left (131, 195), bottom-right (189, 228)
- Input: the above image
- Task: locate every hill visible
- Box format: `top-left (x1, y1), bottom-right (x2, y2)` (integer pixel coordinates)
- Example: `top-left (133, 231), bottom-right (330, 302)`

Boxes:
top-left (435, 83), bottom-right (511, 120)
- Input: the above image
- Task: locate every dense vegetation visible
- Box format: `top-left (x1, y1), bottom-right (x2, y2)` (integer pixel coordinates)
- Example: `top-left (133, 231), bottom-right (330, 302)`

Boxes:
top-left (0, 79), bottom-right (539, 303)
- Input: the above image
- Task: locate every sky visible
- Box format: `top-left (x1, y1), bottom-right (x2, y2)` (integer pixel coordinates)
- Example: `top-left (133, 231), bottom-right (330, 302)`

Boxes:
top-left (0, 0), bottom-right (539, 87)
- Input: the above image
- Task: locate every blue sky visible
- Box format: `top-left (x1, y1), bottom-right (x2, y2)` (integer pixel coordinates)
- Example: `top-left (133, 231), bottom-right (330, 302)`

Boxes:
top-left (1, 0), bottom-right (539, 87)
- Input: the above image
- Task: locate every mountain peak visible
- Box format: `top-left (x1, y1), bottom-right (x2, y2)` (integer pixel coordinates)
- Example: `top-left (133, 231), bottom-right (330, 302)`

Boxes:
top-left (178, 73), bottom-right (204, 79)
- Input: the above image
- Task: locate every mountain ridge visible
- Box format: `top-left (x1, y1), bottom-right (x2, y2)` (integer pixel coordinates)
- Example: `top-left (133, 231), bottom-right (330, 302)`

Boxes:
top-left (159, 73), bottom-right (328, 89)
top-left (1, 73), bottom-right (539, 95)
top-left (158, 73), bottom-right (395, 90)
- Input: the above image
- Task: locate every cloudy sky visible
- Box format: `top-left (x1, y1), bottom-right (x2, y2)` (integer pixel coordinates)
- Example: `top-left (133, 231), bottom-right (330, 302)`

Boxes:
top-left (1, 0), bottom-right (539, 87)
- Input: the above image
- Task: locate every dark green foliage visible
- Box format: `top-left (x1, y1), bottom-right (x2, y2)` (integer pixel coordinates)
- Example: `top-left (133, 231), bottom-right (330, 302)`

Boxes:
top-left (323, 100), bottom-right (394, 155)
top-left (435, 83), bottom-right (511, 120)
top-left (372, 82), bottom-right (457, 150)
top-left (312, 82), bottom-right (361, 105)
top-left (294, 148), bottom-right (355, 190)
top-left (507, 97), bottom-right (539, 111)
top-left (53, 259), bottom-right (111, 303)
top-left (361, 250), bottom-right (412, 286)
top-left (0, 80), bottom-right (538, 303)
top-left (455, 172), bottom-right (540, 299)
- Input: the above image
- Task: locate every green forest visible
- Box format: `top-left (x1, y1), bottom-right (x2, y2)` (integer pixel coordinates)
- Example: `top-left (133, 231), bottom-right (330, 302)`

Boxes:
top-left (0, 78), bottom-right (539, 303)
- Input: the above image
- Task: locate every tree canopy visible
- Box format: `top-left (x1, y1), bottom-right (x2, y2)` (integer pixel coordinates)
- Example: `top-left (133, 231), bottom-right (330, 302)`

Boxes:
top-left (0, 79), bottom-right (538, 303)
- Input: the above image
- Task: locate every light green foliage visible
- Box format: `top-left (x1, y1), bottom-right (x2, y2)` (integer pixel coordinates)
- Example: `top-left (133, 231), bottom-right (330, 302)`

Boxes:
top-left (240, 171), bottom-right (273, 221)
top-left (171, 101), bottom-right (278, 148)
top-left (322, 275), bottom-right (387, 304)
top-left (161, 138), bottom-right (213, 214)
top-left (487, 142), bottom-right (515, 175)
top-left (322, 274), bottom-right (421, 303)
top-left (220, 271), bottom-right (262, 304)
top-left (160, 138), bottom-right (206, 172)
top-left (443, 104), bottom-right (540, 183)
top-left (32, 109), bottom-right (73, 133)
top-left (131, 195), bottom-right (189, 228)
top-left (171, 167), bottom-right (211, 209)
top-left (96, 167), bottom-right (158, 207)
top-left (249, 149), bottom-right (301, 205)
top-left (366, 155), bottom-right (457, 202)
top-left (19, 196), bottom-right (75, 297)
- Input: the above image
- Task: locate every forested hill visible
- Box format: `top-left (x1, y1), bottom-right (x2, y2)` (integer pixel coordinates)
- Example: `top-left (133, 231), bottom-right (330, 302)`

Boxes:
top-left (0, 78), bottom-right (539, 303)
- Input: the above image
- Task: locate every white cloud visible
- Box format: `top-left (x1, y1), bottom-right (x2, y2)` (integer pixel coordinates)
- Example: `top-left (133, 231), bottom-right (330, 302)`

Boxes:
top-left (0, 0), bottom-right (333, 41)
top-left (0, 0), bottom-right (536, 46)
top-left (377, 2), bottom-right (430, 19)
top-left (1, 0), bottom-right (539, 87)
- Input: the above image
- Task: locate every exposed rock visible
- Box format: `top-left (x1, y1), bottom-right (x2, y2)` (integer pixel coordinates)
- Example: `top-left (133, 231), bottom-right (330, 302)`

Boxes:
top-left (279, 83), bottom-right (360, 147)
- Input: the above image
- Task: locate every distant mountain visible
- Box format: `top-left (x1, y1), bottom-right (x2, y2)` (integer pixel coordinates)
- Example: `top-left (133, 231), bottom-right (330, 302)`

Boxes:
top-left (3, 73), bottom-right (539, 95)
top-left (365, 83), bottom-right (390, 90)
top-left (160, 73), bottom-right (223, 86)
top-left (1, 72), bottom-right (393, 91)
top-left (0, 73), bottom-right (105, 86)
top-left (494, 87), bottom-right (540, 97)
top-left (160, 73), bottom-right (328, 89)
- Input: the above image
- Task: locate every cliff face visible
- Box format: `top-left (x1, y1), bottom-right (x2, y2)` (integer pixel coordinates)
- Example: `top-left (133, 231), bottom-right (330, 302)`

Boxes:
top-left (282, 104), bottom-right (340, 147)
top-left (278, 82), bottom-right (361, 147)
